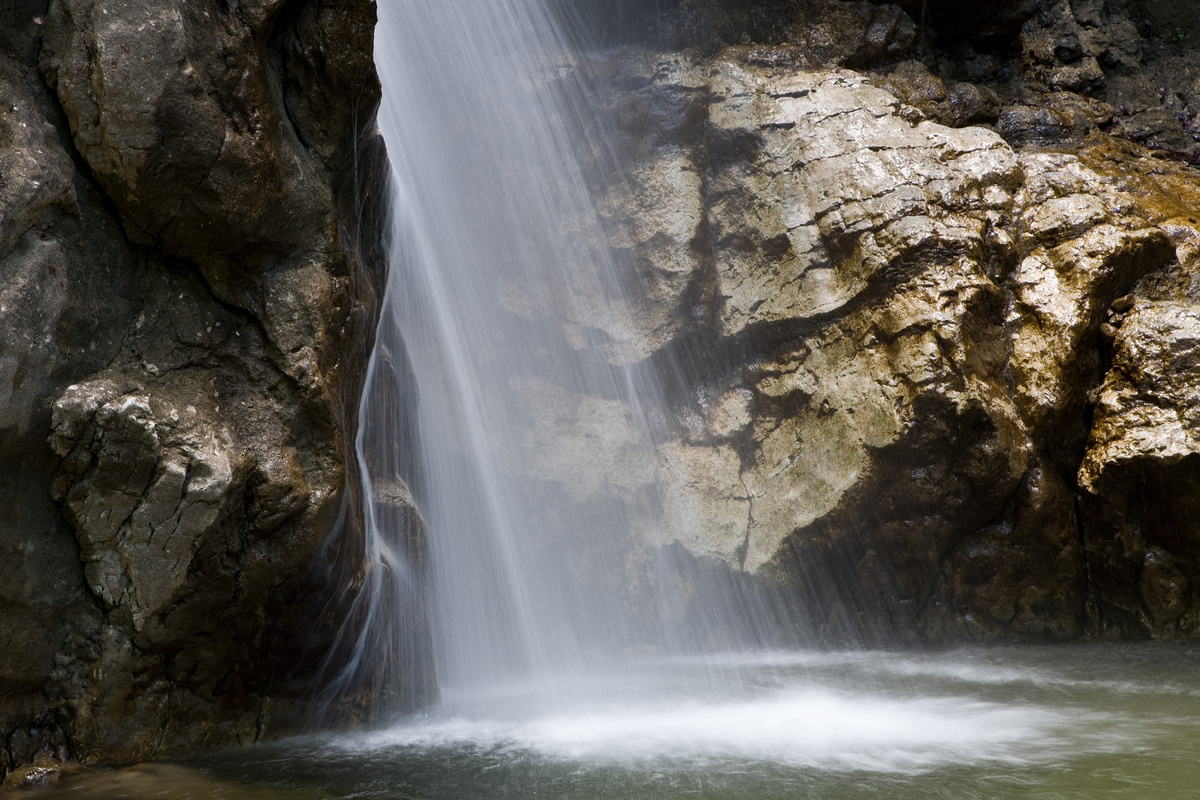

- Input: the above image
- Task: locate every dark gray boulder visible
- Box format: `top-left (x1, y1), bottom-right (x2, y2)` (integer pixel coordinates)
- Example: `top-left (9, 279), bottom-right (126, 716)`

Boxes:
top-left (0, 0), bottom-right (432, 778)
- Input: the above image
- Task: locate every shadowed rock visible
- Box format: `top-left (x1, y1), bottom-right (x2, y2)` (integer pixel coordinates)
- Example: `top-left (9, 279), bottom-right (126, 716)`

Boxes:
top-left (0, 0), bottom-right (429, 778)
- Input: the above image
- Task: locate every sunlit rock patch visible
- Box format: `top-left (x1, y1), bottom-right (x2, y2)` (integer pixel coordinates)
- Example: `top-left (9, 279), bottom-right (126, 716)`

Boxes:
top-left (516, 42), bottom-right (1194, 643)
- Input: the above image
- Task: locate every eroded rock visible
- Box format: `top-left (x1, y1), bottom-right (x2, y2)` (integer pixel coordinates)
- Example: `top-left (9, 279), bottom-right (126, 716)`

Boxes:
top-left (50, 382), bottom-right (243, 628)
top-left (40, 0), bottom-right (323, 264)
top-left (497, 0), bottom-right (1200, 647)
top-left (1, 0), bottom-right (424, 779)
top-left (706, 59), bottom-right (1021, 341)
top-left (521, 39), bottom-right (1200, 644)
top-left (1079, 297), bottom-right (1200, 636)
top-left (944, 458), bottom-right (1085, 639)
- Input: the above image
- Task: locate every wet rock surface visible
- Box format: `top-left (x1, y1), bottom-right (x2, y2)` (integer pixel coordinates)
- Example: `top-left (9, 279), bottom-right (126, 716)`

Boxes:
top-left (521, 0), bottom-right (1200, 645)
top-left (1074, 164), bottom-right (1200, 636)
top-left (1, 0), bottom-right (428, 780)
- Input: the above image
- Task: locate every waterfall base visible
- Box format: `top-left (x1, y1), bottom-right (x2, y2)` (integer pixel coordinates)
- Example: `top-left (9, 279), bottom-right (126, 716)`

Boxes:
top-left (16, 643), bottom-right (1200, 798)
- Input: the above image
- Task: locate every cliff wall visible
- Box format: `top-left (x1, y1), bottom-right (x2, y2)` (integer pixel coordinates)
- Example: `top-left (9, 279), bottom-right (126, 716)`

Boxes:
top-left (521, 0), bottom-right (1200, 643)
top-left (0, 0), bottom-right (431, 779)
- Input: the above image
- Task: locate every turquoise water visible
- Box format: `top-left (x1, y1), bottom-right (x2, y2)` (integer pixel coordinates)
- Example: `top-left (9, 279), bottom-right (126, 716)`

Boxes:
top-left (21, 644), bottom-right (1200, 799)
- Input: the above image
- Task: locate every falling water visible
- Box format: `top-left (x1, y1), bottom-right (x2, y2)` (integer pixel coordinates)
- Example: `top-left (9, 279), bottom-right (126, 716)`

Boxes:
top-left (347, 0), bottom-right (690, 711)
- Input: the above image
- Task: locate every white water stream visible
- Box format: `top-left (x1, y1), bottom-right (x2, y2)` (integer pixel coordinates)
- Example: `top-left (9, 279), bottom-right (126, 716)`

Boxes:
top-left (349, 0), bottom-right (680, 707)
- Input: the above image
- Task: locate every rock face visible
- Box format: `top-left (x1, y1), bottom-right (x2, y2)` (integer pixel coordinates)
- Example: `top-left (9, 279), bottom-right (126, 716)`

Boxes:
top-left (1073, 150), bottom-right (1200, 637)
top-left (0, 0), bottom-right (430, 778)
top-left (518, 0), bottom-right (1200, 645)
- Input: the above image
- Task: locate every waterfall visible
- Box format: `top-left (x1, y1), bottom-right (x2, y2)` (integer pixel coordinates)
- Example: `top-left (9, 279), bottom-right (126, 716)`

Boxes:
top-left (334, 0), bottom-right (686, 714)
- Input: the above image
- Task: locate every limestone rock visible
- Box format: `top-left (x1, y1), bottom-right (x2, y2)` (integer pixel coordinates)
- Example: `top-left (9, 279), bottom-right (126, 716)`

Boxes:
top-left (513, 376), bottom-right (659, 503)
top-left (537, 0), bottom-right (1200, 648)
top-left (1078, 298), bottom-right (1200, 636)
top-left (527, 39), bottom-right (1200, 644)
top-left (558, 51), bottom-right (713, 364)
top-left (656, 441), bottom-right (750, 565)
top-left (1057, 142), bottom-right (1200, 638)
top-left (1008, 152), bottom-right (1176, 469)
top-left (705, 57), bottom-right (1022, 340)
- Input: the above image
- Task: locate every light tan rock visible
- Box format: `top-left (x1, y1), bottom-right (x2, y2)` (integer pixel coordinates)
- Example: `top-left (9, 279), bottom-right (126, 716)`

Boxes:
top-left (655, 442), bottom-right (751, 565)
top-left (1080, 302), bottom-right (1200, 489)
top-left (538, 52), bottom-right (713, 364)
top-left (521, 50), bottom-right (1193, 643)
top-left (705, 60), bottom-right (1022, 338)
top-left (1009, 223), bottom-right (1174, 455)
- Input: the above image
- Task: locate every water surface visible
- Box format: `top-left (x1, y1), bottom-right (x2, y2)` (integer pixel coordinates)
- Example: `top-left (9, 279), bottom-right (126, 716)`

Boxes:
top-left (25, 644), bottom-right (1200, 799)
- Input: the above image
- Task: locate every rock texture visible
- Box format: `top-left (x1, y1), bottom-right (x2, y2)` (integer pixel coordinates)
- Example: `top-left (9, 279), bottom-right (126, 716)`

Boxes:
top-left (518, 0), bottom-right (1200, 645)
top-left (0, 0), bottom-right (429, 779)
top-left (1073, 146), bottom-right (1200, 637)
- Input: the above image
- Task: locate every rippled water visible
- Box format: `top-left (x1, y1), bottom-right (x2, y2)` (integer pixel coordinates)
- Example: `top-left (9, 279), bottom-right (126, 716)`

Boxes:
top-left (23, 644), bottom-right (1200, 799)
